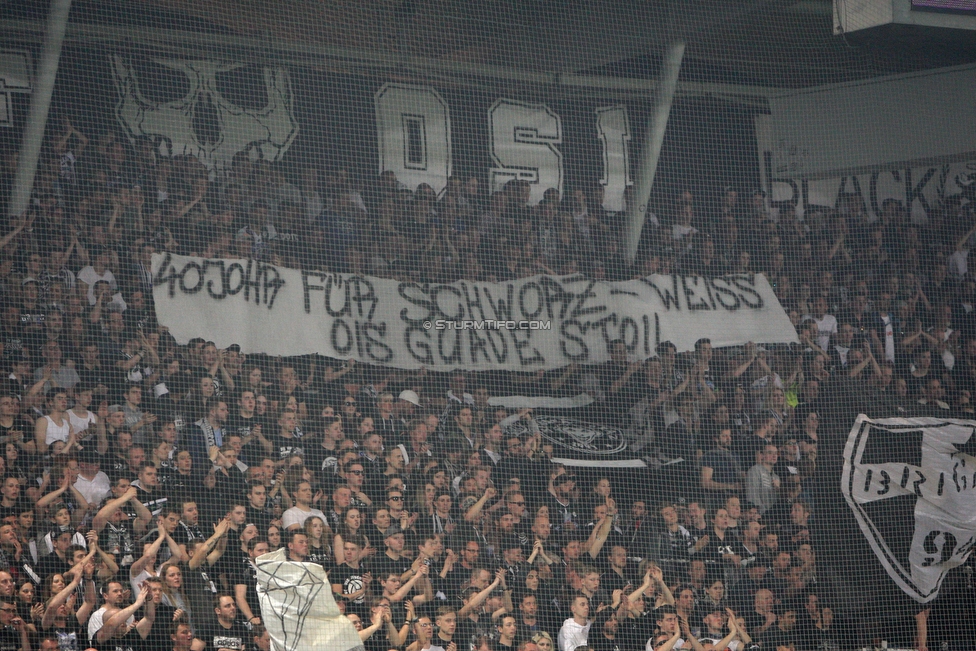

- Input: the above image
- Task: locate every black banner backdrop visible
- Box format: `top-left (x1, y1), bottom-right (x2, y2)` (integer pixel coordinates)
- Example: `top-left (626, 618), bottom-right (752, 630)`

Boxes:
top-left (0, 45), bottom-right (762, 218)
top-left (813, 380), bottom-right (976, 647)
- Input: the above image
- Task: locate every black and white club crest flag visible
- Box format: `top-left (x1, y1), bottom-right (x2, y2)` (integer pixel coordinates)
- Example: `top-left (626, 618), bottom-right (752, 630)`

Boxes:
top-left (842, 415), bottom-right (976, 603)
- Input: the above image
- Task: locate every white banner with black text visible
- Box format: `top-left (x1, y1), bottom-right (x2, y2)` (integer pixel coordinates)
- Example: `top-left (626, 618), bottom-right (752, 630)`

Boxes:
top-left (152, 253), bottom-right (798, 371)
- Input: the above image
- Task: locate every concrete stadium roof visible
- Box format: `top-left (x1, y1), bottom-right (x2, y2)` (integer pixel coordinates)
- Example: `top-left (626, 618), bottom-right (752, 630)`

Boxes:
top-left (3, 0), bottom-right (976, 94)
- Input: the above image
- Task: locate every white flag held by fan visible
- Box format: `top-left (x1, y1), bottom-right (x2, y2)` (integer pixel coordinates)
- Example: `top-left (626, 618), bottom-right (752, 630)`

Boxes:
top-left (254, 548), bottom-right (364, 651)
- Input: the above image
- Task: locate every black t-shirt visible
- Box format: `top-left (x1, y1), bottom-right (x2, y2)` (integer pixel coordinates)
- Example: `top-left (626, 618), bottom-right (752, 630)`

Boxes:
top-left (580, 587), bottom-right (613, 613)
top-left (244, 505), bottom-right (272, 537)
top-left (365, 552), bottom-right (411, 590)
top-left (158, 469), bottom-right (201, 507)
top-left (0, 626), bottom-right (19, 651)
top-left (0, 418), bottom-right (35, 446)
top-left (363, 627), bottom-right (397, 651)
top-left (99, 520), bottom-right (136, 567)
top-left (596, 362), bottom-right (643, 421)
top-left (225, 415), bottom-right (263, 465)
top-left (234, 560), bottom-right (261, 623)
top-left (42, 622), bottom-right (83, 651)
top-left (544, 493), bottom-right (580, 533)
top-left (698, 529), bottom-right (738, 565)
top-left (75, 359), bottom-right (113, 388)
top-left (306, 543), bottom-right (333, 568)
top-left (601, 565), bottom-right (638, 595)
top-left (171, 520), bottom-right (205, 548)
top-left (181, 562), bottom-right (220, 631)
top-left (269, 431), bottom-right (306, 461)
top-left (701, 447), bottom-right (743, 485)
top-left (37, 551), bottom-right (73, 579)
top-left (366, 552), bottom-right (414, 598)
top-left (588, 633), bottom-right (624, 651)
top-left (302, 443), bottom-right (339, 482)
top-left (142, 602), bottom-right (178, 651)
top-left (731, 541), bottom-right (761, 570)
top-left (134, 486), bottom-right (167, 517)
top-left (103, 452), bottom-right (130, 485)
top-left (198, 616), bottom-right (251, 651)
top-left (619, 610), bottom-right (658, 651)
top-left (215, 547), bottom-right (249, 592)
top-left (328, 562), bottom-right (369, 616)
top-left (92, 626), bottom-right (139, 651)
top-left (0, 502), bottom-right (25, 524)
top-left (226, 413), bottom-right (259, 440)
top-left (455, 614), bottom-right (494, 651)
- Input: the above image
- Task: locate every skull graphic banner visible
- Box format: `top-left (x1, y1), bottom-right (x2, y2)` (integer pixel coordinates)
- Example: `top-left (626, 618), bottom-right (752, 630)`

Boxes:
top-left (112, 56), bottom-right (298, 173)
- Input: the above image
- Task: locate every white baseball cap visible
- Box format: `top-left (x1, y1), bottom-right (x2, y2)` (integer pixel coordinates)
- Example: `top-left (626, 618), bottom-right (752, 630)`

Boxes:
top-left (398, 390), bottom-right (420, 406)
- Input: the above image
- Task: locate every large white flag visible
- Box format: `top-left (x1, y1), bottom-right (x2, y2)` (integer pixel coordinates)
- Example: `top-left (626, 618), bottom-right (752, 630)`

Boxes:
top-left (254, 549), bottom-right (364, 651)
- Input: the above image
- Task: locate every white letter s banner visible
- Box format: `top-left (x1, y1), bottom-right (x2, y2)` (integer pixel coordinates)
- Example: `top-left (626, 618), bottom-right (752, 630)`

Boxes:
top-left (489, 98), bottom-right (563, 205)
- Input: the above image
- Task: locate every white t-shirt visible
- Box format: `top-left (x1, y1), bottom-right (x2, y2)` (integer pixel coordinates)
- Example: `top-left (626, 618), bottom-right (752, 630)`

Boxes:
top-left (68, 408), bottom-right (97, 437)
top-left (78, 267), bottom-right (118, 305)
top-left (671, 224), bottom-right (698, 242)
top-left (88, 606), bottom-right (134, 643)
top-left (833, 344), bottom-right (850, 366)
top-left (701, 637), bottom-right (740, 651)
top-left (282, 506), bottom-right (328, 531)
top-left (74, 471), bottom-right (112, 506)
top-left (558, 618), bottom-right (592, 651)
top-left (880, 314), bottom-right (895, 363)
top-left (948, 248), bottom-right (969, 278)
top-left (43, 415), bottom-right (71, 446)
top-left (40, 530), bottom-right (86, 556)
top-left (802, 313), bottom-right (838, 351)
top-left (130, 569), bottom-right (154, 597)
top-left (646, 636), bottom-right (687, 651)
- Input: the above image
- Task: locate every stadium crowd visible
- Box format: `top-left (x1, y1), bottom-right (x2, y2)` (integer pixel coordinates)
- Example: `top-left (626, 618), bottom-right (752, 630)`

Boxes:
top-left (0, 120), bottom-right (973, 651)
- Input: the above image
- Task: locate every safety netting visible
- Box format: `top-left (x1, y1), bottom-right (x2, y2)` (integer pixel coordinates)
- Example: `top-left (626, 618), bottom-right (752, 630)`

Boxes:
top-left (1, 2), bottom-right (976, 651)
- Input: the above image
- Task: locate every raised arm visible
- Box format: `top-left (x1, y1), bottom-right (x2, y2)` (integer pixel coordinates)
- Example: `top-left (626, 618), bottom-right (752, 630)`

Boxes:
top-left (85, 531), bottom-right (118, 580)
top-left (458, 569), bottom-right (503, 618)
top-left (586, 502), bottom-right (617, 559)
top-left (0, 212), bottom-right (35, 251)
top-left (729, 343), bottom-right (759, 379)
top-left (725, 609), bottom-right (749, 645)
top-left (34, 415), bottom-right (52, 455)
top-left (78, 559), bottom-right (98, 625)
top-left (162, 525), bottom-right (189, 563)
top-left (129, 494), bottom-right (153, 535)
top-left (464, 486), bottom-right (496, 523)
top-left (129, 527), bottom-right (166, 577)
top-left (93, 487), bottom-right (137, 532)
top-left (655, 627), bottom-right (683, 651)
top-left (134, 590), bottom-right (156, 639)
top-left (358, 609), bottom-right (385, 642)
top-left (389, 564), bottom-right (428, 602)
top-left (35, 473), bottom-right (78, 510)
top-left (548, 363), bottom-right (578, 392)
top-left (680, 617), bottom-right (706, 651)
top-left (390, 599), bottom-right (415, 647)
top-left (189, 518), bottom-right (230, 570)
top-left (42, 564), bottom-right (85, 628)
top-left (99, 583), bottom-right (149, 642)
